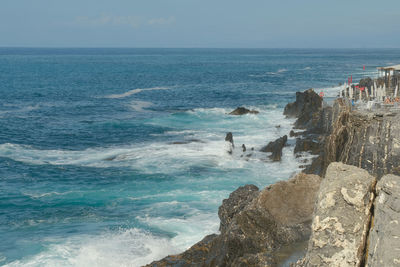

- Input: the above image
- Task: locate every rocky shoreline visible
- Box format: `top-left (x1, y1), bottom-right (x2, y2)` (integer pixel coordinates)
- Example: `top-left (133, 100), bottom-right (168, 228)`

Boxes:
top-left (145, 89), bottom-right (400, 266)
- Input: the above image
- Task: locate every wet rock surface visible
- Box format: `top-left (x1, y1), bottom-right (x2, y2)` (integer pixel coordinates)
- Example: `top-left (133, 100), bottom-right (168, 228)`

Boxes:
top-left (229, 107), bottom-right (259, 115)
top-left (260, 135), bottom-right (288, 161)
top-left (300, 163), bottom-right (376, 267)
top-left (367, 174), bottom-right (400, 266)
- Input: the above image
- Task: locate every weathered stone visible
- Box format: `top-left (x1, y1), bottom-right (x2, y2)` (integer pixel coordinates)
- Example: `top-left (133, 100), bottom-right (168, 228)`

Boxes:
top-left (302, 162), bottom-right (376, 267)
top-left (260, 135), bottom-right (288, 161)
top-left (229, 107), bottom-right (259, 115)
top-left (218, 184), bottom-right (259, 233)
top-left (367, 174), bottom-right (400, 266)
top-left (322, 98), bottom-right (400, 177)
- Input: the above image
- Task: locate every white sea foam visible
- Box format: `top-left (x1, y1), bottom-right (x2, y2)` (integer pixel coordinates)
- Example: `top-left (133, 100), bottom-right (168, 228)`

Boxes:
top-left (0, 106), bottom-right (300, 177)
top-left (129, 100), bottom-right (153, 112)
top-left (1, 106), bottom-right (310, 266)
top-left (104, 87), bottom-right (169, 99)
top-left (4, 228), bottom-right (178, 267)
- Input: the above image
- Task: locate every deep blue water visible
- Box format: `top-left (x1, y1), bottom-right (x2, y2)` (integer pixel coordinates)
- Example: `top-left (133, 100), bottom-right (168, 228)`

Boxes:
top-left (1, 48), bottom-right (400, 266)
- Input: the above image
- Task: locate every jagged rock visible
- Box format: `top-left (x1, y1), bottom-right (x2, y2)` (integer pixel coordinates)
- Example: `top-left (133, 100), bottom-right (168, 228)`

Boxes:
top-left (218, 185), bottom-right (259, 233)
top-left (225, 132), bottom-right (234, 154)
top-left (367, 174), bottom-right (400, 266)
top-left (284, 89), bottom-right (322, 129)
top-left (302, 163), bottom-right (376, 267)
top-left (229, 107), bottom-right (259, 115)
top-left (148, 173), bottom-right (321, 267)
top-left (294, 138), bottom-right (320, 155)
top-left (241, 144), bottom-right (246, 152)
top-left (260, 135), bottom-right (288, 161)
top-left (225, 132), bottom-right (234, 146)
top-left (290, 130), bottom-right (302, 137)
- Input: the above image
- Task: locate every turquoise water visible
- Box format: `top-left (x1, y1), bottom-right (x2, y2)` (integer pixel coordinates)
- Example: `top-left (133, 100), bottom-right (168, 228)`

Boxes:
top-left (1, 48), bottom-right (400, 266)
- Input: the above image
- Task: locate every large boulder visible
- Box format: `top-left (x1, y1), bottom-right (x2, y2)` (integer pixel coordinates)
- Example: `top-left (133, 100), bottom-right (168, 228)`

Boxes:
top-left (367, 174), bottom-right (400, 266)
top-left (229, 107), bottom-right (259, 115)
top-left (301, 163), bottom-right (376, 267)
top-left (260, 135), bottom-right (288, 161)
top-left (147, 173), bottom-right (322, 267)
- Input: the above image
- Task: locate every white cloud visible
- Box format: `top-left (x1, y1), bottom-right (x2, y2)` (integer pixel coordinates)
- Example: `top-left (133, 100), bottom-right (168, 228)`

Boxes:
top-left (74, 15), bottom-right (175, 28)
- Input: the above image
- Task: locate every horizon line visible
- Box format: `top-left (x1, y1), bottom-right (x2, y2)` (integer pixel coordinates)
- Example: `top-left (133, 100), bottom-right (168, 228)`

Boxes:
top-left (1, 46), bottom-right (400, 50)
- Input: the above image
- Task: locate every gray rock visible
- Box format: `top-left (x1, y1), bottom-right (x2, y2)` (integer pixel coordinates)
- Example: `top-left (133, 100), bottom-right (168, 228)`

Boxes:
top-left (260, 135), bottom-right (288, 161)
top-left (218, 184), bottom-right (259, 233)
top-left (229, 107), bottom-right (259, 115)
top-left (302, 162), bottom-right (376, 267)
top-left (367, 174), bottom-right (400, 266)
top-left (225, 132), bottom-right (234, 146)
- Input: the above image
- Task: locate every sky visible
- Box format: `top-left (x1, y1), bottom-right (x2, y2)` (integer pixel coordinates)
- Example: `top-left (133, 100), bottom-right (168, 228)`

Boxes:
top-left (0, 0), bottom-right (399, 48)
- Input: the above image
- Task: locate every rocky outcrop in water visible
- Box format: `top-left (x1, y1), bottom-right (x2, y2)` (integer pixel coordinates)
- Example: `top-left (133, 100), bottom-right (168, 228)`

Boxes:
top-left (146, 173), bottom-right (322, 267)
top-left (229, 107), bottom-right (259, 115)
top-left (299, 163), bottom-right (376, 267)
top-left (260, 135), bottom-right (288, 161)
top-left (225, 132), bottom-right (234, 154)
top-left (284, 89), bottom-right (322, 129)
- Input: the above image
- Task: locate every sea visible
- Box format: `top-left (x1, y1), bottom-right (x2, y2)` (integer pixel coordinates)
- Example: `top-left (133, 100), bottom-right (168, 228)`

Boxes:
top-left (1, 48), bottom-right (399, 266)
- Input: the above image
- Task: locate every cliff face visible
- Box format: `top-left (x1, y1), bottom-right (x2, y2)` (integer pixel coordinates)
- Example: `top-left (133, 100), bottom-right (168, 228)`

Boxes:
top-left (287, 91), bottom-right (400, 178)
top-left (322, 101), bottom-right (400, 177)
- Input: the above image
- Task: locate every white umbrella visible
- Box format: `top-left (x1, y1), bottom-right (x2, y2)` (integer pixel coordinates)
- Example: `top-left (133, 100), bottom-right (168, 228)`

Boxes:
top-left (371, 84), bottom-right (374, 99)
top-left (366, 86), bottom-right (369, 99)
top-left (395, 85), bottom-right (398, 98)
top-left (379, 86), bottom-right (382, 100)
top-left (349, 85), bottom-right (353, 99)
top-left (383, 84), bottom-right (386, 98)
top-left (359, 86), bottom-right (362, 101)
top-left (374, 81), bottom-right (378, 98)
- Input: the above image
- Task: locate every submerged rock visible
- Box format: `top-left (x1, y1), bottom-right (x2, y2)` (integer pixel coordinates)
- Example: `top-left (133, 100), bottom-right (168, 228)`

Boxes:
top-left (260, 135), bottom-right (288, 161)
top-left (301, 163), bottom-right (376, 267)
top-left (229, 107), bottom-right (259, 115)
top-left (367, 174), bottom-right (400, 266)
